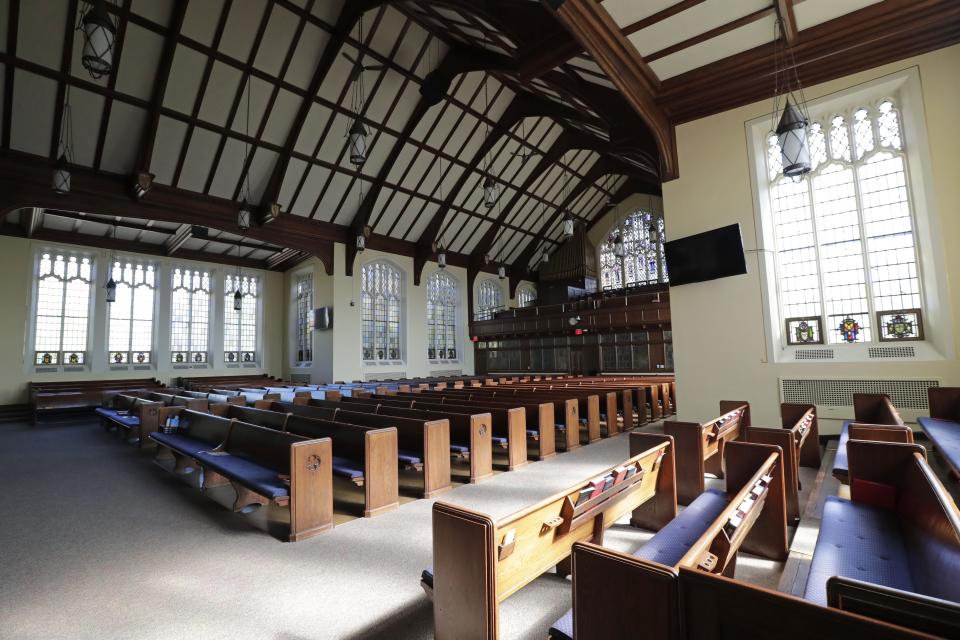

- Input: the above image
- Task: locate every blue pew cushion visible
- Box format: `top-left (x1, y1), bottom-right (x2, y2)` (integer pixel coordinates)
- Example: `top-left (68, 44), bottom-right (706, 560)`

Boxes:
top-left (331, 456), bottom-right (364, 480)
top-left (527, 430), bottom-right (539, 438)
top-left (150, 432), bottom-right (213, 458)
top-left (194, 451), bottom-right (289, 499)
top-left (803, 496), bottom-right (913, 606)
top-left (918, 417), bottom-right (960, 471)
top-left (492, 437), bottom-right (508, 446)
top-left (398, 450), bottom-right (423, 466)
top-left (549, 489), bottom-right (730, 640)
top-left (95, 407), bottom-right (140, 427)
top-left (449, 444), bottom-right (469, 454)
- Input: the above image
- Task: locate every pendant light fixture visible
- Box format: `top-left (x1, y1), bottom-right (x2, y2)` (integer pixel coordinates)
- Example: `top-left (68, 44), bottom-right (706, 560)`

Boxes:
top-left (53, 85), bottom-right (74, 194)
top-left (233, 241), bottom-right (243, 312)
top-left (238, 71), bottom-right (254, 231)
top-left (613, 232), bottom-right (625, 259)
top-left (648, 216), bottom-right (660, 243)
top-left (480, 31), bottom-right (498, 209)
top-left (80, 0), bottom-right (117, 80)
top-left (771, 11), bottom-right (811, 179)
top-left (539, 206), bottom-right (550, 264)
top-left (104, 222), bottom-right (117, 303)
top-left (347, 15), bottom-right (369, 167)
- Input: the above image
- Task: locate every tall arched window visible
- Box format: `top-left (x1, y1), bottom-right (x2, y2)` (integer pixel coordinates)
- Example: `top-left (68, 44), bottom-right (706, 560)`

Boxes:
top-left (296, 273), bottom-right (313, 363)
top-left (34, 252), bottom-right (92, 365)
top-left (171, 268), bottom-right (210, 364)
top-left (107, 260), bottom-right (156, 364)
top-left (599, 210), bottom-right (668, 291)
top-left (426, 271), bottom-right (458, 360)
top-left (765, 98), bottom-right (923, 345)
top-left (224, 274), bottom-right (259, 363)
top-left (517, 284), bottom-right (537, 308)
top-left (361, 261), bottom-right (402, 361)
top-left (476, 279), bottom-right (502, 320)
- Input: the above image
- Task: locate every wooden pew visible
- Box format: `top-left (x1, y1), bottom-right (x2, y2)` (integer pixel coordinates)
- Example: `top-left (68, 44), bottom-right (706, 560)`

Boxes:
top-left (259, 401), bottom-right (451, 499)
top-left (744, 403), bottom-right (821, 523)
top-left (665, 401), bottom-right (749, 505)
top-left (427, 432), bottom-right (677, 640)
top-left (920, 387), bottom-right (960, 480)
top-left (295, 396), bottom-right (495, 481)
top-left (484, 385), bottom-right (608, 442)
top-left (177, 374), bottom-right (276, 391)
top-left (384, 390), bottom-right (559, 458)
top-left (30, 378), bottom-right (164, 424)
top-left (555, 441), bottom-right (789, 640)
top-left (835, 393), bottom-right (909, 484)
top-left (95, 392), bottom-right (162, 446)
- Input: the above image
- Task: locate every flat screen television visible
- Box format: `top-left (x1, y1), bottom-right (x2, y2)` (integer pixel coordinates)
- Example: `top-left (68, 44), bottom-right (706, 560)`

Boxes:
top-left (664, 223), bottom-right (747, 286)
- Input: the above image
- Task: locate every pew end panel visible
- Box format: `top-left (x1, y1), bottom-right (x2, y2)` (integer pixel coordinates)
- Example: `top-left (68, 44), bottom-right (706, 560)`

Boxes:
top-left (288, 437), bottom-right (334, 541)
top-left (827, 576), bottom-right (960, 638)
top-left (585, 395), bottom-right (601, 444)
top-left (570, 542), bottom-right (681, 640)
top-left (469, 413), bottom-right (495, 483)
top-left (537, 402), bottom-right (556, 460)
top-left (744, 426), bottom-right (801, 524)
top-left (929, 387), bottom-right (960, 422)
top-left (422, 419), bottom-right (452, 499)
top-left (628, 432), bottom-right (677, 531)
top-left (506, 408), bottom-right (527, 471)
top-left (719, 441), bottom-right (789, 561)
top-left (563, 399), bottom-right (580, 451)
top-left (848, 424), bottom-right (914, 445)
top-left (663, 421), bottom-right (705, 505)
top-left (782, 403), bottom-right (821, 467)
top-left (604, 392), bottom-right (619, 436)
top-left (364, 428), bottom-right (400, 518)
top-left (853, 393), bottom-right (904, 425)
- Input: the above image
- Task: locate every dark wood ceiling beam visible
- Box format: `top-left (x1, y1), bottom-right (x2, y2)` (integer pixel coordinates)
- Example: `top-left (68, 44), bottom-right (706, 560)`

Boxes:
top-left (20, 207), bottom-right (42, 237)
top-left (776, 0), bottom-right (799, 45)
top-left (135, 0), bottom-right (188, 175)
top-left (1, 0), bottom-right (19, 150)
top-left (621, 0), bottom-right (708, 36)
top-left (547, 0), bottom-right (678, 180)
top-left (645, 7), bottom-right (775, 63)
top-left (164, 223), bottom-right (192, 255)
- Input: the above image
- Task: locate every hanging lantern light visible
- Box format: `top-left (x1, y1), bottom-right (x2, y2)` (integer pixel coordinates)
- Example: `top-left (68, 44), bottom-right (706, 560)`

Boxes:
top-left (80, 0), bottom-right (117, 80)
top-left (348, 119), bottom-right (368, 166)
top-left (613, 233), bottom-right (625, 258)
top-left (437, 250), bottom-right (447, 269)
top-left (237, 201), bottom-right (252, 232)
top-left (648, 220), bottom-right (660, 243)
top-left (776, 100), bottom-right (811, 179)
top-left (355, 233), bottom-right (366, 253)
top-left (132, 171), bottom-right (154, 200)
top-left (482, 174), bottom-right (498, 209)
top-left (52, 153), bottom-right (71, 194)
top-left (541, 248), bottom-right (550, 264)
top-left (497, 265), bottom-right (506, 280)
top-left (233, 289), bottom-right (243, 311)
top-left (563, 214), bottom-right (575, 238)
top-left (104, 265), bottom-right (117, 303)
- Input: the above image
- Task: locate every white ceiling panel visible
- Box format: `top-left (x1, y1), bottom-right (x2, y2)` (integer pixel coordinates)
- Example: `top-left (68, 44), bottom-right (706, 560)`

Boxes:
top-left (285, 24), bottom-right (330, 90)
top-left (626, 0), bottom-right (770, 57)
top-left (277, 158), bottom-right (309, 212)
top-left (11, 71), bottom-right (56, 157)
top-left (261, 89), bottom-right (302, 145)
top-left (163, 46), bottom-right (207, 114)
top-left (207, 137), bottom-right (246, 200)
top-left (220, 0), bottom-right (269, 63)
top-left (254, 6), bottom-right (300, 76)
top-left (69, 88), bottom-right (106, 168)
top-left (100, 102), bottom-right (148, 174)
top-left (795, 0), bottom-right (884, 30)
top-left (230, 76), bottom-right (272, 137)
top-left (17, 0), bottom-right (67, 70)
top-left (312, 0), bottom-right (344, 26)
top-left (199, 61), bottom-right (243, 127)
top-left (291, 165), bottom-right (329, 216)
top-left (177, 126), bottom-right (221, 192)
top-left (0, 0), bottom-right (8, 52)
top-left (402, 199), bottom-right (441, 241)
top-left (385, 81), bottom-right (424, 131)
top-left (132, 0), bottom-right (174, 26)
top-left (150, 116), bottom-right (188, 185)
top-left (245, 147), bottom-right (279, 204)
top-left (115, 24), bottom-right (165, 101)
top-left (182, 0), bottom-right (227, 47)
top-left (294, 102), bottom-right (333, 155)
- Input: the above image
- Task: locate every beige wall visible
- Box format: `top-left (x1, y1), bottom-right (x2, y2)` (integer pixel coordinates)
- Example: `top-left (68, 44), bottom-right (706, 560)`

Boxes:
top-left (663, 45), bottom-right (960, 433)
top-left (0, 235), bottom-right (283, 405)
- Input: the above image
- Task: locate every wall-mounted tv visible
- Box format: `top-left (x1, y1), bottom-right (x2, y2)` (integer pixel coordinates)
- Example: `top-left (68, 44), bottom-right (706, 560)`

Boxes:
top-left (664, 223), bottom-right (747, 286)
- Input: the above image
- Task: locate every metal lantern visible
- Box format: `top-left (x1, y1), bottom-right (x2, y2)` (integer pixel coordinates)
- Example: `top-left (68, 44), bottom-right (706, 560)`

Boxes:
top-left (648, 221), bottom-right (659, 243)
top-left (348, 119), bottom-right (368, 166)
top-left (497, 265), bottom-right (505, 280)
top-left (482, 174), bottom-right (498, 209)
top-left (104, 266), bottom-right (117, 303)
top-left (541, 249), bottom-right (549, 264)
top-left (132, 171), bottom-right (154, 199)
top-left (563, 215), bottom-right (575, 238)
top-left (355, 233), bottom-right (366, 253)
top-left (52, 153), bottom-right (71, 194)
top-left (776, 99), bottom-right (811, 179)
top-left (437, 251), bottom-right (447, 269)
top-left (613, 233), bottom-right (625, 258)
top-left (237, 201), bottom-right (251, 231)
top-left (81, 0), bottom-right (117, 80)
top-left (233, 289), bottom-right (243, 311)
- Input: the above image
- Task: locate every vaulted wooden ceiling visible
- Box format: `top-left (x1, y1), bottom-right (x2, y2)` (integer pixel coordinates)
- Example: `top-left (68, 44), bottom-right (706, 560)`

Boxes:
top-left (0, 0), bottom-right (956, 277)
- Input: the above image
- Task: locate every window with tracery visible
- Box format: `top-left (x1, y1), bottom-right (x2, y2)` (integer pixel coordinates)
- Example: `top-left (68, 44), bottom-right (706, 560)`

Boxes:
top-left (600, 210), bottom-right (668, 291)
top-left (108, 260), bottom-right (156, 364)
top-left (224, 274), bottom-right (259, 363)
top-left (427, 271), bottom-right (458, 360)
top-left (296, 273), bottom-right (313, 362)
top-left (517, 284), bottom-right (537, 308)
top-left (766, 98), bottom-right (923, 345)
top-left (170, 268), bottom-right (209, 364)
top-left (476, 279), bottom-right (502, 321)
top-left (33, 252), bottom-right (92, 365)
top-left (361, 262), bottom-right (402, 361)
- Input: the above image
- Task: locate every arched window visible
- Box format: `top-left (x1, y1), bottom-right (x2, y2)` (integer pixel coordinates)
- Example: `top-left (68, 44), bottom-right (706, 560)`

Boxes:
top-left (33, 252), bottom-right (92, 365)
top-left (107, 260), bottom-right (156, 364)
top-left (517, 284), bottom-right (537, 308)
top-left (296, 273), bottom-right (313, 363)
top-left (171, 268), bottom-right (210, 364)
top-left (599, 210), bottom-right (668, 291)
top-left (426, 271), bottom-right (458, 360)
top-left (476, 279), bottom-right (502, 321)
top-left (765, 98), bottom-right (923, 345)
top-left (224, 274), bottom-right (259, 363)
top-left (361, 261), bottom-right (402, 361)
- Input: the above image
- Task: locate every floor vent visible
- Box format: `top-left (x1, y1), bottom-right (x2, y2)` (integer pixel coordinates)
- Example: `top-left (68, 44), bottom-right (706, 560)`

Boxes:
top-left (868, 346), bottom-right (916, 359)
top-left (795, 349), bottom-right (834, 360)
top-left (780, 378), bottom-right (939, 410)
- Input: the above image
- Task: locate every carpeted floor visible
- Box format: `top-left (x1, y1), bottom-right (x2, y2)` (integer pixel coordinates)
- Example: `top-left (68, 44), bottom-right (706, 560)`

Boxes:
top-left (0, 419), bottom-right (803, 640)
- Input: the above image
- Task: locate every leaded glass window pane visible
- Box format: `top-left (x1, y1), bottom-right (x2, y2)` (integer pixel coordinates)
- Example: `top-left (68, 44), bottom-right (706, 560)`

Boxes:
top-left (427, 271), bottom-right (457, 360)
top-left (599, 209), bottom-right (668, 291)
top-left (296, 273), bottom-right (313, 362)
top-left (517, 285), bottom-right (536, 308)
top-left (108, 261), bottom-right (155, 364)
top-left (171, 268), bottom-right (209, 364)
top-left (34, 253), bottom-right (92, 365)
top-left (361, 262), bottom-right (403, 361)
top-left (476, 280), bottom-right (502, 321)
top-left (224, 274), bottom-right (259, 363)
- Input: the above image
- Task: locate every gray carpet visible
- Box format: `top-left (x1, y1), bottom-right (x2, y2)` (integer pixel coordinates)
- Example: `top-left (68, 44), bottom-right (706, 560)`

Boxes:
top-left (0, 420), bottom-right (788, 640)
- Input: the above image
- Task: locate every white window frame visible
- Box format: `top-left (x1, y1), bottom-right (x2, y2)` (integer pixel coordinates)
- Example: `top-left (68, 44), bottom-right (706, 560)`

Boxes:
top-left (360, 259), bottom-right (405, 366)
top-left (106, 257), bottom-right (158, 368)
top-left (295, 271), bottom-right (313, 366)
top-left (475, 279), bottom-right (503, 321)
top-left (223, 273), bottom-right (262, 366)
top-left (746, 67), bottom-right (952, 363)
top-left (426, 269), bottom-right (460, 364)
top-left (29, 247), bottom-right (96, 372)
top-left (516, 283), bottom-right (537, 308)
top-left (169, 267), bottom-right (211, 366)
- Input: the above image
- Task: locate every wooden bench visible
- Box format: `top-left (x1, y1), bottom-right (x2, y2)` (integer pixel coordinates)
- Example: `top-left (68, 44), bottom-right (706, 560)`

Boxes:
top-left (426, 432), bottom-right (677, 640)
top-left (919, 387), bottom-right (960, 481)
top-left (150, 410), bottom-right (332, 541)
top-left (744, 402), bottom-right (821, 523)
top-left (835, 393), bottom-right (909, 483)
top-left (259, 401), bottom-right (451, 499)
top-left (550, 441), bottom-right (788, 640)
top-left (296, 396), bottom-right (495, 482)
top-left (664, 401), bottom-right (749, 505)
top-left (30, 378), bottom-right (163, 424)
top-left (95, 392), bottom-right (162, 446)
top-left (801, 440), bottom-right (960, 636)
top-left (177, 374), bottom-right (276, 392)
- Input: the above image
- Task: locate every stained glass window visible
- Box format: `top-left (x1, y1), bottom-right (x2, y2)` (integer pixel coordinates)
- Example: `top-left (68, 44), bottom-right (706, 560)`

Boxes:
top-left (170, 268), bottom-right (209, 364)
top-left (599, 209), bottom-right (668, 291)
top-left (361, 262), bottom-right (402, 361)
top-left (766, 98), bottom-right (922, 345)
top-left (34, 252), bottom-right (92, 365)
top-left (517, 284), bottom-right (537, 308)
top-left (426, 271), bottom-right (457, 360)
top-left (107, 261), bottom-right (156, 364)
top-left (476, 279), bottom-right (502, 321)
top-left (224, 274), bottom-right (259, 363)
top-left (296, 273), bottom-right (313, 362)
